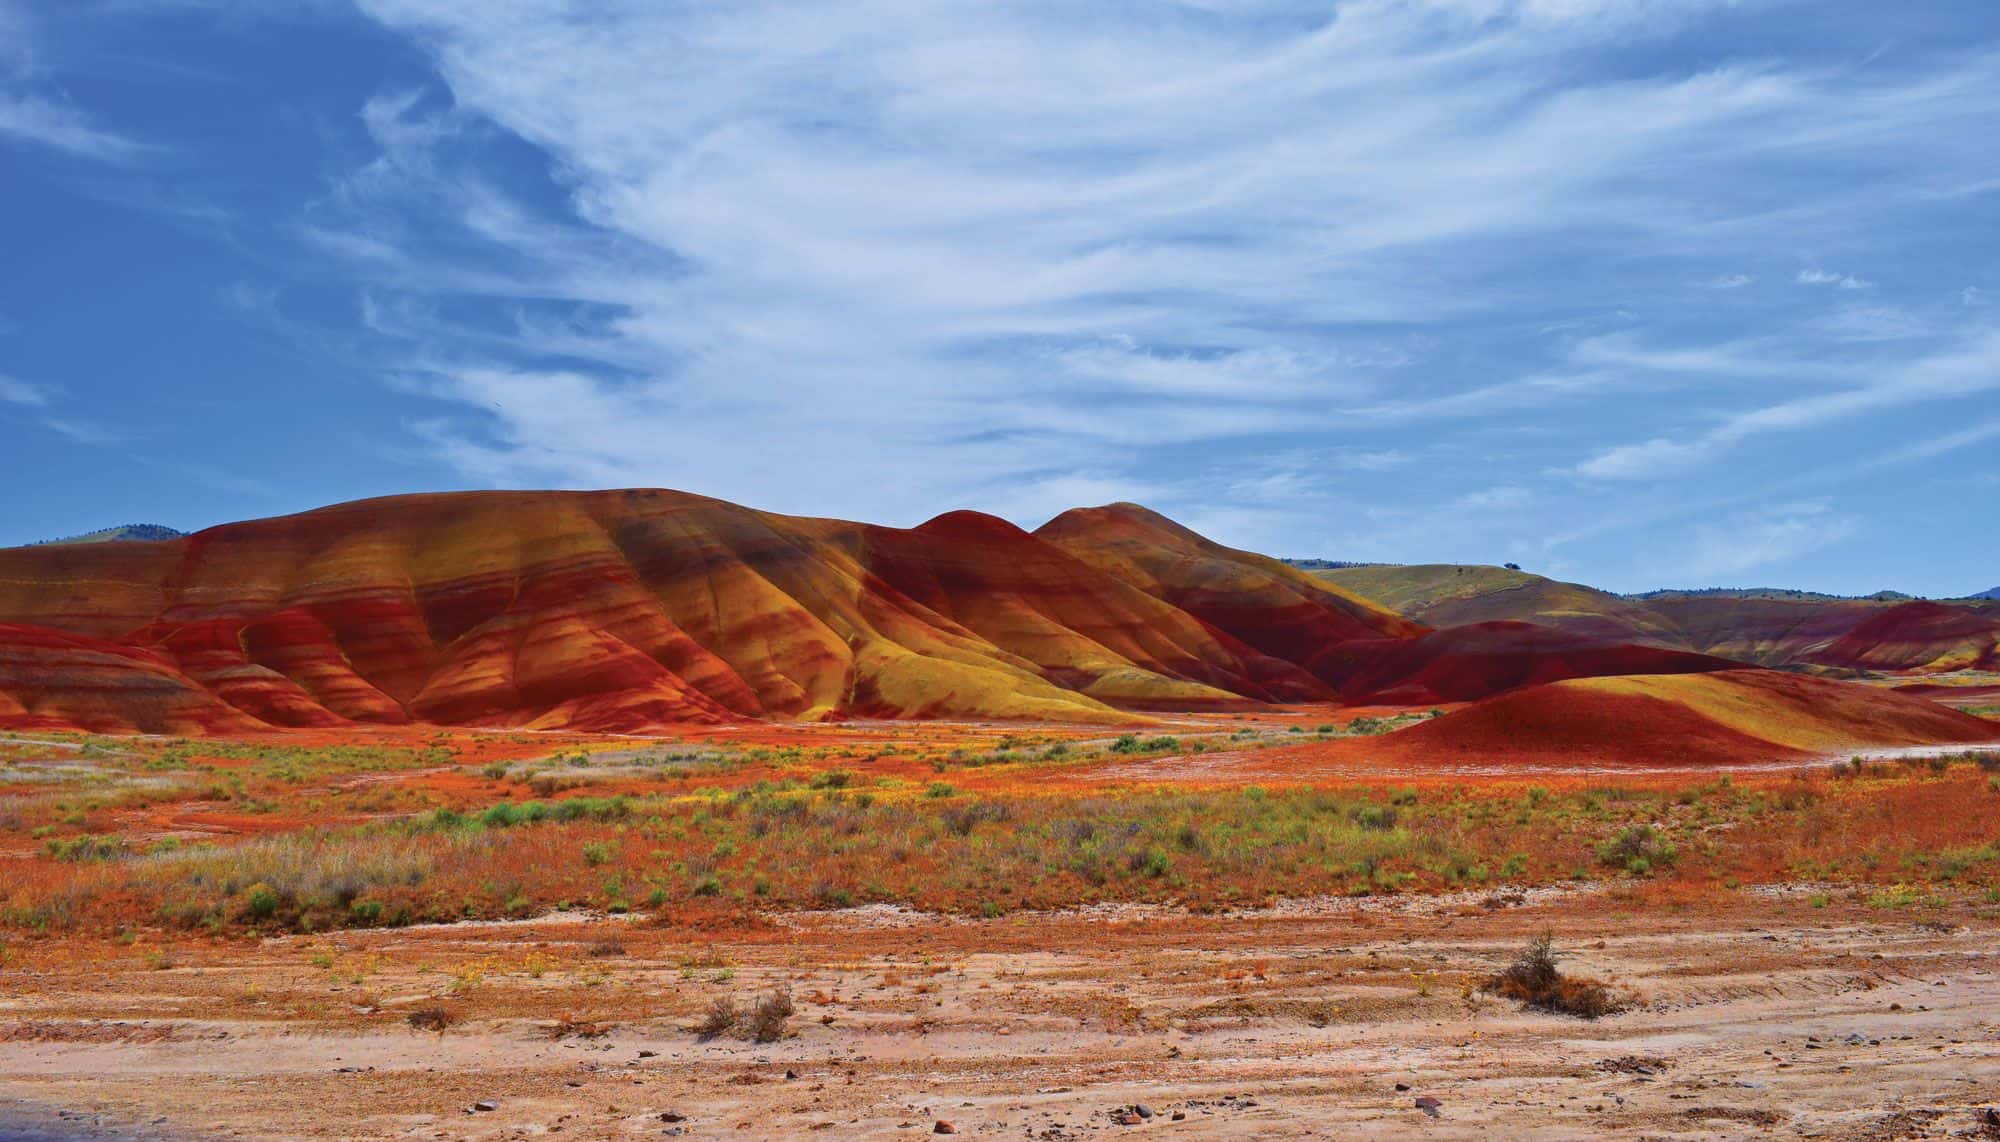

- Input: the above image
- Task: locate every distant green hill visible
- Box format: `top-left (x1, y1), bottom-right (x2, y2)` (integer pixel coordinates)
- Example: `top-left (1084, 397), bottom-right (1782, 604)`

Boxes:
top-left (27, 523), bottom-right (186, 547)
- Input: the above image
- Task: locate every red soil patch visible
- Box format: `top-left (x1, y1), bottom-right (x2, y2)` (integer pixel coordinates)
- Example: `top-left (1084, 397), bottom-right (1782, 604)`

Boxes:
top-left (1808, 600), bottom-right (2000, 672)
top-left (1891, 681), bottom-right (2000, 704)
top-left (0, 621), bottom-right (265, 734)
top-left (1241, 669), bottom-right (1999, 773)
top-left (1305, 621), bottom-right (1736, 705)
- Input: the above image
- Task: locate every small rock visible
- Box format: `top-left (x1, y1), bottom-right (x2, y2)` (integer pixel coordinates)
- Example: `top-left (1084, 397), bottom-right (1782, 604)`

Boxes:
top-left (1111, 1111), bottom-right (1143, 1126)
top-left (471, 1100), bottom-right (499, 1112)
top-left (1414, 1096), bottom-right (1442, 1119)
top-left (659, 1112), bottom-right (686, 1123)
top-left (933, 1121), bottom-right (957, 1135)
top-left (638, 1049), bottom-right (658, 1058)
top-left (1171, 1111), bottom-right (1186, 1121)
top-left (786, 1069), bottom-right (799, 1080)
top-left (1133, 1105), bottom-right (1154, 1119)
top-left (1394, 1082), bottom-right (1411, 1092)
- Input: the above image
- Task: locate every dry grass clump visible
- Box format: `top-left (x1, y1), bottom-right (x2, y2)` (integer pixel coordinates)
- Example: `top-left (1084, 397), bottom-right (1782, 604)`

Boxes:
top-left (746, 988), bottom-right (794, 1042)
top-left (406, 1003), bottom-right (458, 1032)
top-left (697, 995), bottom-right (739, 1038)
top-left (1486, 933), bottom-right (1622, 1019)
top-left (695, 989), bottom-right (793, 1042)
top-left (144, 832), bottom-right (454, 906)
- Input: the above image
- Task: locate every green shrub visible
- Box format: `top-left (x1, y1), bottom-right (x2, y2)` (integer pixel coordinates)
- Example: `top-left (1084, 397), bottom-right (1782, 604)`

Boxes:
top-left (45, 835), bottom-right (123, 862)
top-left (244, 883), bottom-right (281, 919)
top-left (1596, 825), bottom-right (1676, 875)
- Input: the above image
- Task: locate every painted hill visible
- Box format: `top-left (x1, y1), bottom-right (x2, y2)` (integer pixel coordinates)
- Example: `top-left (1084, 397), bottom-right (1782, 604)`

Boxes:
top-left (1297, 669), bottom-right (1998, 769)
top-left (0, 490), bottom-right (1479, 735)
top-left (1033, 506), bottom-right (1719, 703)
top-left (1317, 563), bottom-right (1681, 647)
top-left (1316, 564), bottom-right (2000, 675)
top-left (4, 491), bottom-right (1978, 737)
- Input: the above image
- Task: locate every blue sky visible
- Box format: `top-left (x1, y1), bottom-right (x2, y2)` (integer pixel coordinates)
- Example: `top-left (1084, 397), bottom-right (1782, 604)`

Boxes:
top-left (2, 0), bottom-right (1995, 595)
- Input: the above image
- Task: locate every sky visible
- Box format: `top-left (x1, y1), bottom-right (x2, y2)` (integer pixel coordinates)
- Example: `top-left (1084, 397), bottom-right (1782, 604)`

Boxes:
top-left (1, 0), bottom-right (1996, 595)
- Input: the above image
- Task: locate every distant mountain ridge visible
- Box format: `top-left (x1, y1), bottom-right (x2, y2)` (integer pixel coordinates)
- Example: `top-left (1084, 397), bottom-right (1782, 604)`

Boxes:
top-left (1628, 586), bottom-right (1914, 603)
top-left (1290, 561), bottom-right (1994, 604)
top-left (1281, 558), bottom-right (1386, 571)
top-left (1314, 563), bottom-right (2000, 675)
top-left (24, 524), bottom-right (186, 547)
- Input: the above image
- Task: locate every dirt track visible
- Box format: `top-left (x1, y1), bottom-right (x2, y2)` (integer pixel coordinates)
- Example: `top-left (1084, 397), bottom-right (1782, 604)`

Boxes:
top-left (3, 888), bottom-right (1997, 1139)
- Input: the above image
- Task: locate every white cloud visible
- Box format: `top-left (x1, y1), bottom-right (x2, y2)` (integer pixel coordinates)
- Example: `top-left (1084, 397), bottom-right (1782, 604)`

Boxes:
top-left (1574, 435), bottom-right (1709, 480)
top-left (1796, 267), bottom-right (1872, 290)
top-left (1051, 339), bottom-right (1354, 400)
top-left (0, 374), bottom-right (121, 446)
top-left (325, 0), bottom-right (1855, 517)
top-left (1574, 330), bottom-right (2000, 480)
top-left (1680, 501), bottom-right (1857, 578)
top-left (1811, 303), bottom-right (1928, 342)
top-left (1328, 447), bottom-right (1412, 471)
top-left (1455, 484), bottom-right (1534, 511)
top-left (282, 1), bottom-right (2000, 548)
top-left (1569, 331), bottom-right (1851, 380)
top-left (41, 417), bottom-right (121, 446)
top-left (0, 374), bottom-right (49, 407)
top-left (0, 93), bottom-right (144, 161)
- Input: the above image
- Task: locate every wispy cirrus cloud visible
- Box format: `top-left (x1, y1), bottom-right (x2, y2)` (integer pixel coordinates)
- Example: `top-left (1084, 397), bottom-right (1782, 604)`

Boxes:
top-left (0, 374), bottom-right (50, 407)
top-left (1574, 329), bottom-right (2000, 480)
top-left (1796, 267), bottom-right (1872, 290)
top-left (1681, 500), bottom-right (1859, 579)
top-left (0, 92), bottom-right (145, 160)
top-left (0, 374), bottom-right (120, 447)
top-left (1, 0), bottom-right (1949, 589)
top-left (4, 1), bottom-right (1996, 587)
top-left (307, 1), bottom-right (2000, 531)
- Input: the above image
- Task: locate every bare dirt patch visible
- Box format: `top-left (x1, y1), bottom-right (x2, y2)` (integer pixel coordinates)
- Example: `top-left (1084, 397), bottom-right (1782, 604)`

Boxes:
top-left (2, 889), bottom-right (1996, 1138)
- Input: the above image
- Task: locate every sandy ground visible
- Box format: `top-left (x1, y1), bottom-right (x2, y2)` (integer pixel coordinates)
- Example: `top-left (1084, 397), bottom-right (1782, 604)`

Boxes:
top-left (3, 889), bottom-right (1998, 1140)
